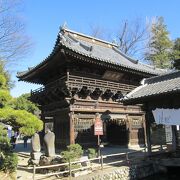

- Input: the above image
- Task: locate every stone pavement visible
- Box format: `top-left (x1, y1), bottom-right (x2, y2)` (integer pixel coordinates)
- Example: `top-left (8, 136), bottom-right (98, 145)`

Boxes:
top-left (15, 139), bottom-right (33, 180)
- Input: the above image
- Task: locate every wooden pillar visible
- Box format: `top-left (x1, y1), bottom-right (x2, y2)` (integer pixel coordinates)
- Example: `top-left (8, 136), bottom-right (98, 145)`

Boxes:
top-left (127, 115), bottom-right (132, 147)
top-left (145, 109), bottom-right (152, 155)
top-left (69, 111), bottom-right (75, 144)
top-left (142, 114), bottom-right (147, 147)
top-left (67, 69), bottom-right (70, 81)
top-left (172, 125), bottom-right (177, 151)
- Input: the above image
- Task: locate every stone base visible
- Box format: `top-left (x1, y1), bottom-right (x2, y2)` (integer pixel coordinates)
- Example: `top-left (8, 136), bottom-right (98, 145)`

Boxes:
top-left (28, 158), bottom-right (40, 166)
top-left (39, 156), bottom-right (53, 166)
top-left (31, 152), bottom-right (42, 160)
top-left (72, 170), bottom-right (92, 177)
top-left (167, 143), bottom-right (174, 151)
top-left (38, 155), bottom-right (64, 173)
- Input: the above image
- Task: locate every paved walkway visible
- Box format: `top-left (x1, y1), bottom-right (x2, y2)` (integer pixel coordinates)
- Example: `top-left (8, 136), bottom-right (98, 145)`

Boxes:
top-left (15, 139), bottom-right (32, 180)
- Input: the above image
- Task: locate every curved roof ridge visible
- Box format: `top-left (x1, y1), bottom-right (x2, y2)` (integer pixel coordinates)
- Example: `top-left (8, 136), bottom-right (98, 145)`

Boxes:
top-left (17, 25), bottom-right (165, 79)
top-left (60, 26), bottom-right (118, 48)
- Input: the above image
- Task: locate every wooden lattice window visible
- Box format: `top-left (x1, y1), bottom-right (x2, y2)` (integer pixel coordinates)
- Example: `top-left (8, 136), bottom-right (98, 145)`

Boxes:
top-left (108, 118), bottom-right (126, 126)
top-left (131, 118), bottom-right (143, 129)
top-left (74, 118), bottom-right (94, 132)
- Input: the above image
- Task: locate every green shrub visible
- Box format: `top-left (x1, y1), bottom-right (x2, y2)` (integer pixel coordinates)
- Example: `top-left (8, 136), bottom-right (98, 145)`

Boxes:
top-left (61, 144), bottom-right (83, 162)
top-left (0, 153), bottom-right (18, 173)
top-left (87, 148), bottom-right (97, 159)
top-left (0, 125), bottom-right (11, 152)
top-left (0, 108), bottom-right (43, 136)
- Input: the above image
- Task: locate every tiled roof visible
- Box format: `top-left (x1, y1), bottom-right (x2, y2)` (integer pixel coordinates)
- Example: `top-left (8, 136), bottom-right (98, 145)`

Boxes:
top-left (17, 26), bottom-right (166, 78)
top-left (59, 28), bottom-right (166, 75)
top-left (124, 70), bottom-right (180, 102)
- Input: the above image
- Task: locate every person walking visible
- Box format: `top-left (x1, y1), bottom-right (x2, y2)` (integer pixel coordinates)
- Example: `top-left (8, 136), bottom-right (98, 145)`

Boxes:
top-left (23, 136), bottom-right (28, 148)
top-left (10, 136), bottom-right (17, 149)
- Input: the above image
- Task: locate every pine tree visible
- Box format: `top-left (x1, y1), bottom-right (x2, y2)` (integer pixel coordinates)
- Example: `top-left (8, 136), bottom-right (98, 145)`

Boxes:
top-left (172, 38), bottom-right (180, 60)
top-left (172, 38), bottom-right (180, 69)
top-left (146, 17), bottom-right (173, 68)
top-left (0, 62), bottom-right (43, 136)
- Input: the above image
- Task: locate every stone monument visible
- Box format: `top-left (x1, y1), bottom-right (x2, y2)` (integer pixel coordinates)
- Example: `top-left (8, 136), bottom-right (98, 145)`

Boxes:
top-left (44, 129), bottom-right (55, 157)
top-left (31, 132), bottom-right (42, 160)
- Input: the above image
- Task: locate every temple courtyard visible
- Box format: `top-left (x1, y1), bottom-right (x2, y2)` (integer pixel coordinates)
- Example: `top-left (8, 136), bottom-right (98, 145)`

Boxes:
top-left (14, 139), bottom-right (168, 180)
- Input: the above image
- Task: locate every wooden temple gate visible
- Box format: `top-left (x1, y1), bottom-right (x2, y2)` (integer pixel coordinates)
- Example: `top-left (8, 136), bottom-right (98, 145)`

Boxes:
top-left (17, 26), bottom-right (161, 149)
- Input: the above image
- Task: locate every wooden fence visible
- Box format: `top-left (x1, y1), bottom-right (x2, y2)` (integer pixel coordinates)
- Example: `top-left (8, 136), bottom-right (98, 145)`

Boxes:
top-left (21, 145), bottom-right (167, 180)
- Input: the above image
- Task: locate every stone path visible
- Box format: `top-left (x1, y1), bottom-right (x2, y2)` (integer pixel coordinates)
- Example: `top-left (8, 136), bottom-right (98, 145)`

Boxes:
top-left (15, 139), bottom-right (33, 180)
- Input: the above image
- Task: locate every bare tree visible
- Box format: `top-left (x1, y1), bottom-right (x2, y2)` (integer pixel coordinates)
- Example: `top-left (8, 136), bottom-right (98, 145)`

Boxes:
top-left (116, 18), bottom-right (150, 59)
top-left (89, 24), bottom-right (106, 39)
top-left (0, 0), bottom-right (32, 63)
top-left (89, 19), bottom-right (150, 60)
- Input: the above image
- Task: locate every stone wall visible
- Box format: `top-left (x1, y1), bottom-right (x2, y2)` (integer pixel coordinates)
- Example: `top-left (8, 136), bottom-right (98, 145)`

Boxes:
top-left (77, 162), bottom-right (159, 180)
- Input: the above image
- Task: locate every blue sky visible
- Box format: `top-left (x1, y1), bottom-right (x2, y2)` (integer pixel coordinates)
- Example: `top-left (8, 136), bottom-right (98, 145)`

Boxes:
top-left (11, 0), bottom-right (180, 97)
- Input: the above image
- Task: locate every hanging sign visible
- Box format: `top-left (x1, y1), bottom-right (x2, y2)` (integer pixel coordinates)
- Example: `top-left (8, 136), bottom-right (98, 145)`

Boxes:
top-left (152, 108), bottom-right (180, 125)
top-left (94, 118), bottom-right (103, 136)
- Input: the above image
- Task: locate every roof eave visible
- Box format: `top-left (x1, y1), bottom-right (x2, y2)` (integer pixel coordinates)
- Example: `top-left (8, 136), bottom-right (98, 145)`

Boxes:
top-left (123, 89), bottom-right (180, 105)
top-left (63, 46), bottom-right (159, 76)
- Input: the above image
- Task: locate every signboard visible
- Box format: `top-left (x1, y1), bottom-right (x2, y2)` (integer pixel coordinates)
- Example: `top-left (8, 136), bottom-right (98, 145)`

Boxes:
top-left (165, 125), bottom-right (172, 143)
top-left (152, 108), bottom-right (180, 125)
top-left (45, 116), bottom-right (53, 120)
top-left (94, 118), bottom-right (103, 136)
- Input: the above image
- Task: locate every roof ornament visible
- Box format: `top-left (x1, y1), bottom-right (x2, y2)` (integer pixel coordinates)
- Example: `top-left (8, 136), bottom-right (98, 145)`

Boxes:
top-left (62, 22), bottom-right (67, 29)
top-left (60, 22), bottom-right (68, 33)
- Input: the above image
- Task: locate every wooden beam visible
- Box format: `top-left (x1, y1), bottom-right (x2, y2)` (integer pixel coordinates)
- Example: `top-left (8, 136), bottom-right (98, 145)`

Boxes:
top-left (69, 111), bottom-right (75, 144)
top-left (172, 125), bottom-right (177, 151)
top-left (142, 114), bottom-right (147, 148)
top-left (145, 108), bottom-right (152, 155)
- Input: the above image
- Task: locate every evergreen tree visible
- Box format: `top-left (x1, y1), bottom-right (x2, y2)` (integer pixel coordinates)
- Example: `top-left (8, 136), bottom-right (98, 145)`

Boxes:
top-left (172, 38), bottom-right (180, 60)
top-left (145, 17), bottom-right (173, 68)
top-left (12, 93), bottom-right (39, 114)
top-left (0, 62), bottom-right (43, 136)
top-left (172, 38), bottom-right (180, 69)
top-left (0, 62), bottom-right (12, 90)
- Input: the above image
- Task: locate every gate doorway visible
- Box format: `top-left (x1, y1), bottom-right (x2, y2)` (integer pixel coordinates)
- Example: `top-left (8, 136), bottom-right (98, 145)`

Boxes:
top-left (106, 121), bottom-right (129, 146)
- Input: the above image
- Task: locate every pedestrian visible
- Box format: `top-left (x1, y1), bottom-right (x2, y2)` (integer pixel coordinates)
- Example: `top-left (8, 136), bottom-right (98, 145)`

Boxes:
top-left (23, 136), bottom-right (28, 148)
top-left (10, 136), bottom-right (16, 149)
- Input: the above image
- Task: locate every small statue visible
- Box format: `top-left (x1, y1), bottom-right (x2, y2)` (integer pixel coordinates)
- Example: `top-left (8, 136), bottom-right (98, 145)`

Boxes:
top-left (44, 129), bottom-right (55, 157)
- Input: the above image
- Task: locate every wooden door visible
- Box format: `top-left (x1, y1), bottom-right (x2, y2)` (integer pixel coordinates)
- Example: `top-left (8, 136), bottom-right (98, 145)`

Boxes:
top-left (129, 116), bottom-right (145, 146)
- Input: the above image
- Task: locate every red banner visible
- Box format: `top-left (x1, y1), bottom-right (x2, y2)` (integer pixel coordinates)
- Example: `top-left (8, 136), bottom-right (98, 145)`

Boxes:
top-left (94, 118), bottom-right (103, 136)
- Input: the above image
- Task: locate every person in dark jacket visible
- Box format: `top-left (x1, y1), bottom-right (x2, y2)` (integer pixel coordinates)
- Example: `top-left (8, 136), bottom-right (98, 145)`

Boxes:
top-left (10, 136), bottom-right (16, 149)
top-left (23, 136), bottom-right (28, 148)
